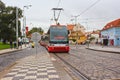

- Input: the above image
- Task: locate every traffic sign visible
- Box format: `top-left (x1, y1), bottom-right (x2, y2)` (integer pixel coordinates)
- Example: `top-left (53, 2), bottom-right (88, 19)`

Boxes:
top-left (31, 32), bottom-right (41, 42)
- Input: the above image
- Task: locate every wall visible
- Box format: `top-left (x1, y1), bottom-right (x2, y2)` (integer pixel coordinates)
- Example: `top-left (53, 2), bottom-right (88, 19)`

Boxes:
top-left (101, 27), bottom-right (120, 46)
top-left (115, 27), bottom-right (120, 46)
top-left (101, 28), bottom-right (115, 45)
top-left (91, 34), bottom-right (100, 43)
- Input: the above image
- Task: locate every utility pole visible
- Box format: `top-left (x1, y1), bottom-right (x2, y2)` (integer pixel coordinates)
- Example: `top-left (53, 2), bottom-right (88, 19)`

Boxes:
top-left (22, 5), bottom-right (32, 46)
top-left (16, 7), bottom-right (18, 49)
top-left (72, 15), bottom-right (79, 25)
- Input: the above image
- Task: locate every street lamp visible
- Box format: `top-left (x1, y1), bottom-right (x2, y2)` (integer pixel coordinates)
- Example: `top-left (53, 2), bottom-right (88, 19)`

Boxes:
top-left (22, 5), bottom-right (32, 46)
top-left (16, 7), bottom-right (18, 49)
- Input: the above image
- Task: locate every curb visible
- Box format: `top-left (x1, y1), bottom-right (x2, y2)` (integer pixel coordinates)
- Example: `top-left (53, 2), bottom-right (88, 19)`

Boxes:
top-left (0, 62), bottom-right (17, 79)
top-left (86, 48), bottom-right (120, 54)
top-left (0, 49), bottom-right (22, 55)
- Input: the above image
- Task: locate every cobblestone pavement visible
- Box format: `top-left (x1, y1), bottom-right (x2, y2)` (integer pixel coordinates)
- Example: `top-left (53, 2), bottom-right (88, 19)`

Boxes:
top-left (1, 48), bottom-right (60, 80)
top-left (55, 45), bottom-right (120, 80)
top-left (87, 44), bottom-right (120, 53)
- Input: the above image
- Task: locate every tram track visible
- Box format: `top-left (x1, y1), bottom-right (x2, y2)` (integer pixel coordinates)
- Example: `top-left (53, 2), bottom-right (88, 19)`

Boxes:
top-left (52, 53), bottom-right (91, 80)
top-left (50, 49), bottom-right (120, 79)
top-left (70, 53), bottom-right (120, 74)
top-left (71, 48), bottom-right (120, 69)
top-left (47, 46), bottom-right (120, 79)
top-left (71, 48), bottom-right (120, 61)
top-left (70, 48), bottom-right (120, 76)
top-left (71, 48), bottom-right (120, 71)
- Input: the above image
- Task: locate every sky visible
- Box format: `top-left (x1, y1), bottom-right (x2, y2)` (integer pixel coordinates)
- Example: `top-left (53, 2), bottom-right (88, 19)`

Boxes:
top-left (2, 0), bottom-right (120, 32)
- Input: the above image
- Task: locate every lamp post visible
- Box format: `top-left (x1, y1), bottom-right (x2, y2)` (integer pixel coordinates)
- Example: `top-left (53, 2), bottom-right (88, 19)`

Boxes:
top-left (22, 5), bottom-right (32, 46)
top-left (16, 7), bottom-right (18, 49)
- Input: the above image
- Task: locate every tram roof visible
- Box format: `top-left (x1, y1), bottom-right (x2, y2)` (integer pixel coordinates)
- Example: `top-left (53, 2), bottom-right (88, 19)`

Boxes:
top-left (47, 24), bottom-right (66, 34)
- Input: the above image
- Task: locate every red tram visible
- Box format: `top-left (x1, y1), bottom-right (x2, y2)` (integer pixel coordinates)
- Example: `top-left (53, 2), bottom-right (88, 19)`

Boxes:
top-left (42, 24), bottom-right (69, 53)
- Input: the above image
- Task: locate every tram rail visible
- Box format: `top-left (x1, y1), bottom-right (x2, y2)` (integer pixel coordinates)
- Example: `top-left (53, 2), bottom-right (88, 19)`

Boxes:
top-left (71, 53), bottom-right (120, 74)
top-left (47, 44), bottom-right (120, 80)
top-left (53, 53), bottom-right (91, 80)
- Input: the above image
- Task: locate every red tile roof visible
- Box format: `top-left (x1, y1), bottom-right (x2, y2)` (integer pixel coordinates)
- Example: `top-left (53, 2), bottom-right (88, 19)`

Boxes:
top-left (91, 30), bottom-right (100, 34)
top-left (102, 18), bottom-right (120, 30)
top-left (67, 24), bottom-right (74, 30)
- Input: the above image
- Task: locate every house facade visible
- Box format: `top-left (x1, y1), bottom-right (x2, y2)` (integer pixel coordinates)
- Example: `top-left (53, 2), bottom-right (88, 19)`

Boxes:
top-left (67, 23), bottom-right (87, 44)
top-left (101, 19), bottom-right (120, 46)
top-left (90, 30), bottom-right (100, 44)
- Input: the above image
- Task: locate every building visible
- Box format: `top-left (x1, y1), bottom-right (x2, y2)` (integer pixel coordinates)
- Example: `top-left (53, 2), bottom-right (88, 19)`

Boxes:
top-left (89, 30), bottom-right (101, 44)
top-left (101, 19), bottom-right (120, 46)
top-left (67, 23), bottom-right (87, 44)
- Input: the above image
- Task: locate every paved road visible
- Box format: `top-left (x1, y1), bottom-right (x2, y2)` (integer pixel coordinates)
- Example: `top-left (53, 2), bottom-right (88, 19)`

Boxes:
top-left (55, 45), bottom-right (120, 80)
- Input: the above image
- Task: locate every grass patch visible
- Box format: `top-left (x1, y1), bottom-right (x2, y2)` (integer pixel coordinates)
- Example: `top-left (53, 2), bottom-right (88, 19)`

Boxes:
top-left (0, 42), bottom-right (10, 50)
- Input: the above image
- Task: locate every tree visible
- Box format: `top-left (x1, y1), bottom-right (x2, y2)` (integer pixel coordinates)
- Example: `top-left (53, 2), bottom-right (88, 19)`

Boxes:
top-left (89, 36), bottom-right (95, 42)
top-left (27, 27), bottom-right (44, 37)
top-left (0, 1), bottom-right (5, 13)
top-left (0, 1), bottom-right (22, 44)
top-left (0, 1), bottom-right (5, 40)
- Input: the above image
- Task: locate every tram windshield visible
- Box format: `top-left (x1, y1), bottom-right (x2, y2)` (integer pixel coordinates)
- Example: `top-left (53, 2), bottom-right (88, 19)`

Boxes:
top-left (50, 26), bottom-right (68, 43)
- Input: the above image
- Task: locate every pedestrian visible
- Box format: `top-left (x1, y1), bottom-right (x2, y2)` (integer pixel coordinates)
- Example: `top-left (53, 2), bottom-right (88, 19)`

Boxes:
top-left (13, 41), bottom-right (16, 49)
top-left (10, 39), bottom-right (13, 49)
top-left (18, 37), bottom-right (22, 49)
top-left (28, 41), bottom-right (31, 48)
top-left (102, 39), bottom-right (104, 48)
top-left (96, 39), bottom-right (98, 44)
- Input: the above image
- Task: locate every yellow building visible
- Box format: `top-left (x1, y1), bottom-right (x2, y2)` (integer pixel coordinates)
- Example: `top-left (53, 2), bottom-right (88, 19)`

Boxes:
top-left (67, 23), bottom-right (87, 44)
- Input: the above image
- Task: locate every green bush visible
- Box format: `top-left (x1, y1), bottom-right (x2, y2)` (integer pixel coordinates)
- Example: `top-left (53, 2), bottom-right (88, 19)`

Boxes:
top-left (72, 39), bottom-right (76, 42)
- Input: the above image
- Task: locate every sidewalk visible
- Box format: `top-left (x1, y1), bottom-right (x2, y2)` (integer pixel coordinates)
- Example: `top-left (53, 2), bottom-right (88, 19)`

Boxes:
top-left (0, 45), bottom-right (27, 55)
top-left (1, 53), bottom-right (60, 80)
top-left (86, 44), bottom-right (120, 53)
top-left (0, 45), bottom-right (72, 80)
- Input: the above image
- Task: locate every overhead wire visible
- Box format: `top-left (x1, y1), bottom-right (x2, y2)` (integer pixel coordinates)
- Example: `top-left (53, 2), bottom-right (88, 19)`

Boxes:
top-left (78, 0), bottom-right (101, 17)
top-left (52, 0), bottom-right (103, 25)
top-left (57, 0), bottom-right (61, 8)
